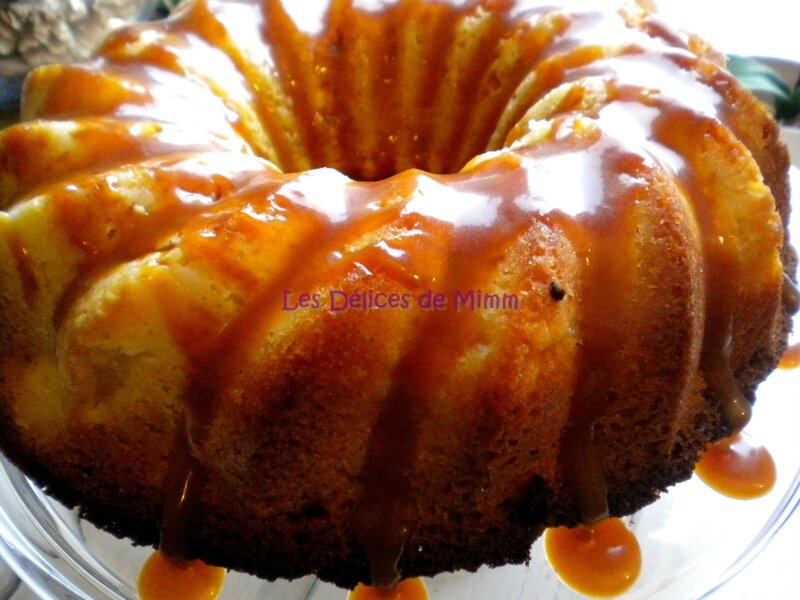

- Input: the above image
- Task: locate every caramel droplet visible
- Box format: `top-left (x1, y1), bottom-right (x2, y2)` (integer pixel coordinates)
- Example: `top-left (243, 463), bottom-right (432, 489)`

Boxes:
top-left (779, 343), bottom-right (800, 370)
top-left (695, 431), bottom-right (777, 499)
top-left (138, 550), bottom-right (225, 600)
top-left (543, 517), bottom-right (641, 598)
top-left (347, 577), bottom-right (428, 600)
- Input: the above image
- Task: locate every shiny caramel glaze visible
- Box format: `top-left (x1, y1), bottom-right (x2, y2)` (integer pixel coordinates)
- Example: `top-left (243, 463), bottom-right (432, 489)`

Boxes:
top-left (0, 0), bottom-right (794, 589)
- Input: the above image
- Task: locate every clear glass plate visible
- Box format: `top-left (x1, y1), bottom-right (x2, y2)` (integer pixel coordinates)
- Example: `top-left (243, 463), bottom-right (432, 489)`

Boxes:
top-left (0, 137), bottom-right (798, 600)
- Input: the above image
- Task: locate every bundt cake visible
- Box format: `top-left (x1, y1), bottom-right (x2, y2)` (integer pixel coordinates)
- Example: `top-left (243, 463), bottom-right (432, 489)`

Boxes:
top-left (0, 0), bottom-right (795, 590)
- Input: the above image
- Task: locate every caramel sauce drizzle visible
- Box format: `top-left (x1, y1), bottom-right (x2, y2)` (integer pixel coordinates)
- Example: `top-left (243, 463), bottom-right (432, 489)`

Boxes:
top-left (6, 0), bottom-right (786, 588)
top-left (544, 517), bottom-right (641, 598)
top-left (353, 164), bottom-right (556, 585)
top-left (553, 147), bottom-right (642, 524)
top-left (592, 55), bottom-right (758, 434)
top-left (159, 422), bottom-right (205, 559)
top-left (6, 232), bottom-right (38, 307)
top-left (784, 274), bottom-right (800, 314)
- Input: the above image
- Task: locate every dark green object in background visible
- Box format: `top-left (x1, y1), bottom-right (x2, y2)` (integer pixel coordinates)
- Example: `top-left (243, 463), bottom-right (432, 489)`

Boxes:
top-left (728, 55), bottom-right (800, 123)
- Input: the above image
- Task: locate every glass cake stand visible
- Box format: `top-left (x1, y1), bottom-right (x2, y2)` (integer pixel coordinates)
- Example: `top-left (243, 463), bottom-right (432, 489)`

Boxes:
top-left (0, 138), bottom-right (798, 600)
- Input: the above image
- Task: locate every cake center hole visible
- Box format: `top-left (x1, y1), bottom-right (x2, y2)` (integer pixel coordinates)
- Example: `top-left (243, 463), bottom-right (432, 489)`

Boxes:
top-left (255, 2), bottom-right (546, 181)
top-left (266, 83), bottom-right (521, 182)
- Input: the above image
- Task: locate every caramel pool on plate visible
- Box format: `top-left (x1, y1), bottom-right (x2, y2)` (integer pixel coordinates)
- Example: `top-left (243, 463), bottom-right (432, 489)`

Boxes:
top-left (138, 550), bottom-right (225, 600)
top-left (544, 517), bottom-right (641, 598)
top-left (695, 431), bottom-right (777, 500)
top-left (779, 342), bottom-right (800, 370)
top-left (347, 577), bottom-right (428, 600)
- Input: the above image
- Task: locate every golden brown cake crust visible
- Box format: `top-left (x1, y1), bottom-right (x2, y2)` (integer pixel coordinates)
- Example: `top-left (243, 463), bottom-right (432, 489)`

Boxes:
top-left (0, 0), bottom-right (795, 589)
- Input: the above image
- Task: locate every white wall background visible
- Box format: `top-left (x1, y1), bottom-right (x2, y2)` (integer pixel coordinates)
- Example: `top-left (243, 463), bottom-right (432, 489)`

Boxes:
top-left (655, 0), bottom-right (799, 60)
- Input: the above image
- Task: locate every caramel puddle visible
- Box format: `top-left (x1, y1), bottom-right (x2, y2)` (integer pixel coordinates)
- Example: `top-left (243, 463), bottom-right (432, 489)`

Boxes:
top-left (695, 431), bottom-right (776, 499)
top-left (544, 517), bottom-right (641, 598)
top-left (347, 577), bottom-right (428, 600)
top-left (138, 550), bottom-right (225, 600)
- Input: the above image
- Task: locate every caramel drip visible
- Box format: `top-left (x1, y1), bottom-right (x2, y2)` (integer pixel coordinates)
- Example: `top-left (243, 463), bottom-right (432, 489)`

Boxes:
top-left (152, 172), bottom-right (427, 573)
top-left (153, 180), bottom-right (407, 564)
top-left (348, 577), bottom-right (428, 600)
top-left (159, 423), bottom-right (206, 559)
top-left (353, 383), bottom-right (415, 587)
top-left (702, 363), bottom-right (752, 432)
top-left (6, 232), bottom-right (38, 307)
top-left (784, 273), bottom-right (800, 314)
top-left (555, 151), bottom-right (644, 523)
top-left (138, 550), bottom-right (225, 600)
top-left (650, 109), bottom-right (753, 432)
top-left (353, 162), bottom-right (553, 585)
top-left (543, 517), bottom-right (641, 597)
top-left (35, 157), bottom-right (280, 562)
top-left (590, 49), bottom-right (784, 431)
top-left (779, 343), bottom-right (800, 370)
top-left (695, 431), bottom-right (777, 499)
top-left (582, 63), bottom-right (759, 433)
top-left (538, 23), bottom-right (772, 432)
top-left (350, 125), bottom-right (669, 574)
top-left (530, 31), bottom-right (768, 516)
